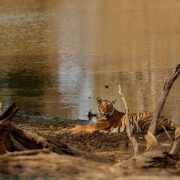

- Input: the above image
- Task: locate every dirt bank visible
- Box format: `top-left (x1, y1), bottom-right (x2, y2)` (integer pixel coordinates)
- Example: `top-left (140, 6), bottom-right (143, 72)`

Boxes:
top-left (0, 122), bottom-right (179, 179)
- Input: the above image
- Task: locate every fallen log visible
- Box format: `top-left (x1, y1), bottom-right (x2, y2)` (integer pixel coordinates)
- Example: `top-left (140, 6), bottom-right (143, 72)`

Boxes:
top-left (0, 103), bottom-right (80, 156)
top-left (11, 123), bottom-right (79, 155)
top-left (117, 145), bottom-right (177, 169)
top-left (0, 103), bottom-right (110, 162)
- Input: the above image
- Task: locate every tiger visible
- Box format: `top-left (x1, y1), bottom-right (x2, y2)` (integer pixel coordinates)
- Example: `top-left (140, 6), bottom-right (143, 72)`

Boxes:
top-left (71, 97), bottom-right (175, 133)
top-left (95, 97), bottom-right (175, 133)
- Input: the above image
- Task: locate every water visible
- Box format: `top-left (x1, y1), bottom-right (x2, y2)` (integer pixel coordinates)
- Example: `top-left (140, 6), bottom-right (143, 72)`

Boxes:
top-left (0, 0), bottom-right (179, 124)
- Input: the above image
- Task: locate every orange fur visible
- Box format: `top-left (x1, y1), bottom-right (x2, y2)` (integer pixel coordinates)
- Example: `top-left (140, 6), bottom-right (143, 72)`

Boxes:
top-left (71, 124), bottom-right (97, 133)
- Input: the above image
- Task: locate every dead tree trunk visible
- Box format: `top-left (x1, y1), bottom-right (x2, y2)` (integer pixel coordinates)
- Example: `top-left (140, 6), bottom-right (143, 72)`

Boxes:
top-left (145, 64), bottom-right (180, 150)
top-left (149, 64), bottom-right (180, 135)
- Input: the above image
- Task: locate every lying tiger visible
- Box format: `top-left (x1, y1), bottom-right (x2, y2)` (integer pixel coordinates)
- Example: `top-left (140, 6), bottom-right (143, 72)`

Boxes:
top-left (71, 97), bottom-right (175, 133)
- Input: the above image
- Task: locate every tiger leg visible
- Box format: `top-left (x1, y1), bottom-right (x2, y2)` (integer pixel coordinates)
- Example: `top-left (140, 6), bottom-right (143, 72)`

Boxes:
top-left (70, 124), bottom-right (97, 133)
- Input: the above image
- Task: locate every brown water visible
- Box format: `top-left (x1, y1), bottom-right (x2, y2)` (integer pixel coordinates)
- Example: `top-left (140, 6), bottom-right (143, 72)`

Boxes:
top-left (0, 0), bottom-right (179, 123)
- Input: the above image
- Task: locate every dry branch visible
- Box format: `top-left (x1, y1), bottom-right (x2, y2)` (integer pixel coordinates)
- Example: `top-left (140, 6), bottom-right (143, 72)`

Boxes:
top-left (0, 103), bottom-right (18, 154)
top-left (149, 64), bottom-right (180, 135)
top-left (170, 126), bottom-right (180, 155)
top-left (3, 149), bottom-right (50, 157)
top-left (117, 83), bottom-right (138, 155)
top-left (10, 123), bottom-right (79, 155)
top-left (161, 124), bottom-right (172, 142)
top-left (146, 64), bottom-right (180, 150)
top-left (119, 65), bottom-right (180, 168)
top-left (0, 103), bottom-right (81, 156)
top-left (0, 102), bottom-right (2, 115)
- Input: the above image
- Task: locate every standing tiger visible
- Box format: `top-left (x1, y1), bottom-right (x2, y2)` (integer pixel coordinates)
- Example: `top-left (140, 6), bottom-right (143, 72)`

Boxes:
top-left (71, 97), bottom-right (175, 133)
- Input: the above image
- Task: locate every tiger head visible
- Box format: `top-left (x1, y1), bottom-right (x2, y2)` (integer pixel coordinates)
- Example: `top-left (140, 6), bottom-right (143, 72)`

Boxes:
top-left (96, 97), bottom-right (116, 118)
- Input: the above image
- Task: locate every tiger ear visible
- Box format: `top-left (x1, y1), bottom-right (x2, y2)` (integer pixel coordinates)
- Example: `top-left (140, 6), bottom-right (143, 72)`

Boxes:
top-left (96, 97), bottom-right (102, 104)
top-left (111, 100), bottom-right (117, 105)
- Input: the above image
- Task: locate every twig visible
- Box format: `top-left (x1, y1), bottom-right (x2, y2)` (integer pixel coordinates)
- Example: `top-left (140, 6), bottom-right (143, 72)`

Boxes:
top-left (118, 84), bottom-right (128, 113)
top-left (161, 124), bottom-right (172, 142)
top-left (0, 102), bottom-right (2, 115)
top-left (3, 149), bottom-right (50, 157)
top-left (117, 83), bottom-right (138, 155)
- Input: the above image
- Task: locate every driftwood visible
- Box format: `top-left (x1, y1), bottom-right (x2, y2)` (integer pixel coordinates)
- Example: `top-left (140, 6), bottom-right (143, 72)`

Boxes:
top-left (118, 64), bottom-right (180, 169)
top-left (119, 128), bottom-right (180, 169)
top-left (0, 103), bottom-right (110, 163)
top-left (118, 145), bottom-right (177, 169)
top-left (119, 133), bottom-right (180, 169)
top-left (170, 126), bottom-right (180, 155)
top-left (149, 64), bottom-right (180, 135)
top-left (0, 103), bottom-right (18, 154)
top-left (146, 64), bottom-right (180, 150)
top-left (117, 83), bottom-right (139, 155)
top-left (0, 103), bottom-right (79, 156)
top-left (120, 64), bottom-right (180, 168)
top-left (0, 102), bottom-right (2, 115)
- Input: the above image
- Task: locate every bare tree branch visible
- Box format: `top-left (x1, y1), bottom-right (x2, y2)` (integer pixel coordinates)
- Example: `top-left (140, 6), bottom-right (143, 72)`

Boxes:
top-left (0, 102), bottom-right (2, 115)
top-left (145, 64), bottom-right (180, 150)
top-left (117, 83), bottom-right (138, 155)
top-left (149, 64), bottom-right (180, 135)
top-left (161, 124), bottom-right (172, 142)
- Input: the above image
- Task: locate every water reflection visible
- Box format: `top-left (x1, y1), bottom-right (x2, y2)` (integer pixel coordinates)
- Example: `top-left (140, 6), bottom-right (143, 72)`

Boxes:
top-left (0, 0), bottom-right (179, 123)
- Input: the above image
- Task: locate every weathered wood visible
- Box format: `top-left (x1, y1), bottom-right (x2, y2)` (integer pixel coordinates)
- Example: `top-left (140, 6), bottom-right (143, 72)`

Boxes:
top-left (149, 64), bottom-right (180, 135)
top-left (3, 149), bottom-right (50, 157)
top-left (10, 123), bottom-right (79, 155)
top-left (118, 145), bottom-right (177, 169)
top-left (117, 83), bottom-right (139, 155)
top-left (0, 124), bottom-right (14, 154)
top-left (11, 125), bottom-right (42, 150)
top-left (0, 128), bottom-right (7, 154)
top-left (0, 103), bottom-right (82, 156)
top-left (145, 64), bottom-right (180, 150)
top-left (119, 65), bottom-right (180, 167)
top-left (145, 131), bottom-right (159, 150)
top-left (170, 126), bottom-right (180, 155)
top-left (0, 103), bottom-right (19, 154)
top-left (0, 102), bottom-right (2, 115)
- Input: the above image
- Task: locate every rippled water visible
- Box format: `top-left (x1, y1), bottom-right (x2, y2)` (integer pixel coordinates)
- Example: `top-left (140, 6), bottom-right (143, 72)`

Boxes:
top-left (0, 0), bottom-right (179, 124)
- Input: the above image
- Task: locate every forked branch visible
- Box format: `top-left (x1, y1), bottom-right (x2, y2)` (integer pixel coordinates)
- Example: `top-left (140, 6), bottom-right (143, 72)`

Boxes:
top-left (146, 64), bottom-right (180, 150)
top-left (149, 64), bottom-right (180, 135)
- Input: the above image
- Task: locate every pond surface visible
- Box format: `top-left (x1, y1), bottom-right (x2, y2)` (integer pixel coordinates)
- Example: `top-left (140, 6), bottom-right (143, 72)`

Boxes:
top-left (0, 0), bottom-right (179, 123)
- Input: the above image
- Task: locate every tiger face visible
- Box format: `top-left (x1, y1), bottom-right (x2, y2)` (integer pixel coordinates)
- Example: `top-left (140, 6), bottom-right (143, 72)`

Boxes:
top-left (96, 97), bottom-right (116, 118)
